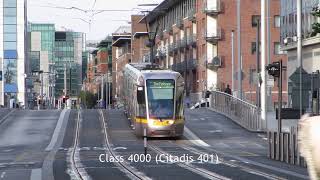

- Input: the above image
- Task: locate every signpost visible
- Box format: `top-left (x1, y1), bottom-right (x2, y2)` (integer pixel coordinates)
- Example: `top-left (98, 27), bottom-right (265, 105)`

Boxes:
top-left (266, 60), bottom-right (285, 133)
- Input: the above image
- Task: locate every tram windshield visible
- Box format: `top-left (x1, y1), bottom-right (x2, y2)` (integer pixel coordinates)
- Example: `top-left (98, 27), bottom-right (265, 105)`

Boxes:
top-left (147, 79), bottom-right (175, 119)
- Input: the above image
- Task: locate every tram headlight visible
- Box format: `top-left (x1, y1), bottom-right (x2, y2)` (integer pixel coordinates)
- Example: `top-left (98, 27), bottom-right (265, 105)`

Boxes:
top-left (148, 119), bottom-right (156, 127)
top-left (168, 120), bottom-right (174, 125)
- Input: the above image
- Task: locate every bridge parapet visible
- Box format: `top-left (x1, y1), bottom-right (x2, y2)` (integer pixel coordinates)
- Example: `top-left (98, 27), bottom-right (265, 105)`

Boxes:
top-left (209, 91), bottom-right (266, 132)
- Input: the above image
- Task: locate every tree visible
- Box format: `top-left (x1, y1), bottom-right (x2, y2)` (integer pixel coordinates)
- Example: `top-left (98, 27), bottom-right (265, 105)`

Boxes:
top-left (79, 91), bottom-right (97, 109)
top-left (311, 6), bottom-right (320, 36)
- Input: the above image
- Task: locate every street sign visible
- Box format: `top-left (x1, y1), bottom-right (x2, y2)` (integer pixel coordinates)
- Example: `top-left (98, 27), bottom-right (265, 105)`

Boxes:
top-left (267, 77), bottom-right (274, 87)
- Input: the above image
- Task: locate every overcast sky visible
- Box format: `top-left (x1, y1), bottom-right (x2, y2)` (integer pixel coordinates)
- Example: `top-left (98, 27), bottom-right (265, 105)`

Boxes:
top-left (28, 0), bottom-right (163, 41)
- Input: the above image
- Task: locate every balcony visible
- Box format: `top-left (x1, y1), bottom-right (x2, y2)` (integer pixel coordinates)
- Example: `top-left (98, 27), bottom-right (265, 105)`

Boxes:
top-left (203, 0), bottom-right (222, 15)
top-left (204, 28), bottom-right (222, 43)
top-left (187, 59), bottom-right (198, 70)
top-left (178, 38), bottom-right (187, 50)
top-left (168, 43), bottom-right (174, 55)
top-left (171, 62), bottom-right (187, 72)
top-left (157, 47), bottom-right (167, 59)
top-left (175, 19), bottom-right (184, 29)
top-left (207, 56), bottom-right (223, 70)
top-left (187, 35), bottom-right (197, 47)
top-left (173, 42), bottom-right (179, 53)
top-left (165, 26), bottom-right (173, 35)
top-left (187, 9), bottom-right (196, 22)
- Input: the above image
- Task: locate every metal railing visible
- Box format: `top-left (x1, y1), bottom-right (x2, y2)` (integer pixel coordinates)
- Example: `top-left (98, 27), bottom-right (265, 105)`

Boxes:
top-left (209, 91), bottom-right (266, 132)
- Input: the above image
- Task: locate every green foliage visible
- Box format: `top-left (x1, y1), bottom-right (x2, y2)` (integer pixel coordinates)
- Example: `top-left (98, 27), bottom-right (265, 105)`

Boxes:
top-left (311, 6), bottom-right (320, 36)
top-left (79, 91), bottom-right (97, 109)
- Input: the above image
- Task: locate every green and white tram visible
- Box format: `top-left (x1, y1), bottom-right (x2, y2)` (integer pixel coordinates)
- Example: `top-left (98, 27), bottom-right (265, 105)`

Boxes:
top-left (122, 63), bottom-right (185, 137)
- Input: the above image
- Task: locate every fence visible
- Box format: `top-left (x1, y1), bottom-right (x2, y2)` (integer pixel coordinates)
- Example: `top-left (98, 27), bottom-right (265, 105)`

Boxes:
top-left (209, 91), bottom-right (265, 132)
top-left (268, 127), bottom-right (307, 167)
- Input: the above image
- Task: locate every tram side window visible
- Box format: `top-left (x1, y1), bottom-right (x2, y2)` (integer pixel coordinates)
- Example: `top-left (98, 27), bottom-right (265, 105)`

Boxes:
top-left (175, 86), bottom-right (184, 118)
top-left (137, 87), bottom-right (146, 118)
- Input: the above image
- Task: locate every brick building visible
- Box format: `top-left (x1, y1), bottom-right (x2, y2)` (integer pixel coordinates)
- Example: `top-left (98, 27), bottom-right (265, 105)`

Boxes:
top-left (145, 0), bottom-right (287, 105)
top-left (131, 15), bottom-right (150, 63)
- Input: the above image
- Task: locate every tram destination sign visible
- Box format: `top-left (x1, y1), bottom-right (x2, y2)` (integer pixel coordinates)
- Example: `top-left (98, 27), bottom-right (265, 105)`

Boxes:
top-left (148, 80), bottom-right (174, 88)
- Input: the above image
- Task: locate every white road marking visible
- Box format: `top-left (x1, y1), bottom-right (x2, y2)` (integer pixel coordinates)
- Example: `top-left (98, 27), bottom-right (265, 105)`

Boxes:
top-left (113, 147), bottom-right (127, 151)
top-left (30, 169), bottom-right (41, 180)
top-left (0, 110), bottom-right (15, 125)
top-left (0, 172), bottom-right (6, 179)
top-left (200, 118), bottom-right (206, 121)
top-left (209, 130), bottom-right (223, 133)
top-left (45, 109), bottom-right (68, 151)
top-left (184, 127), bottom-right (210, 147)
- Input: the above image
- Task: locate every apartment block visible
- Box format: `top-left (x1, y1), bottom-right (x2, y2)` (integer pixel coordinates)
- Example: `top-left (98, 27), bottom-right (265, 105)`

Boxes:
top-left (145, 0), bottom-right (286, 104)
top-left (131, 15), bottom-right (150, 63)
top-left (112, 26), bottom-right (131, 103)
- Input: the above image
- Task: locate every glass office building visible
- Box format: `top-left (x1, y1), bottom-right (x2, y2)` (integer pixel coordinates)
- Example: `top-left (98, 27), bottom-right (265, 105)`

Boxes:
top-left (29, 25), bottom-right (85, 99)
top-left (28, 24), bottom-right (55, 104)
top-left (54, 31), bottom-right (84, 98)
top-left (0, 0), bottom-right (27, 107)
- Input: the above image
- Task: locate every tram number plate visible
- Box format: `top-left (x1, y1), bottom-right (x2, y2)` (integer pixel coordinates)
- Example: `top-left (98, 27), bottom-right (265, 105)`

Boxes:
top-left (154, 120), bottom-right (170, 126)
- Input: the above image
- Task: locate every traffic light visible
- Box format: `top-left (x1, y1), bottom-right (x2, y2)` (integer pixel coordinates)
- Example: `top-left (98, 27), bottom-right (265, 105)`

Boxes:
top-left (266, 62), bottom-right (281, 78)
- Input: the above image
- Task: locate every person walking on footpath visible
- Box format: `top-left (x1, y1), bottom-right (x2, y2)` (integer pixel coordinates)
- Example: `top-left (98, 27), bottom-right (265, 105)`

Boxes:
top-left (224, 84), bottom-right (232, 95)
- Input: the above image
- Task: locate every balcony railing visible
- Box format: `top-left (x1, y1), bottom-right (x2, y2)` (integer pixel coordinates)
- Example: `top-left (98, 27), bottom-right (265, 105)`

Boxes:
top-left (173, 42), bottom-right (179, 53)
top-left (187, 35), bottom-right (197, 47)
top-left (187, 9), bottom-right (196, 22)
top-left (165, 26), bottom-right (173, 35)
top-left (204, 28), bottom-right (222, 43)
top-left (178, 38), bottom-right (187, 49)
top-left (157, 47), bottom-right (167, 59)
top-left (168, 43), bottom-right (174, 55)
top-left (187, 59), bottom-right (198, 70)
top-left (203, 0), bottom-right (222, 15)
top-left (175, 19), bottom-right (184, 29)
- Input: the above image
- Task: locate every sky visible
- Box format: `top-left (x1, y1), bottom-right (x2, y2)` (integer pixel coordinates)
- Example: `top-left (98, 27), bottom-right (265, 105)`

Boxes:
top-left (27, 0), bottom-right (163, 41)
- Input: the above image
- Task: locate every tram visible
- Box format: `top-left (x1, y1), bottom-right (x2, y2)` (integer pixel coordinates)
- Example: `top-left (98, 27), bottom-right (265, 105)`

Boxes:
top-left (122, 63), bottom-right (185, 137)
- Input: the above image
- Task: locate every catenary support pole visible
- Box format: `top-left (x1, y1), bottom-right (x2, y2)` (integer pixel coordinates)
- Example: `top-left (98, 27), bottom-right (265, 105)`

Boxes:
top-left (256, 19), bottom-right (260, 107)
top-left (261, 0), bottom-right (267, 128)
top-left (237, 0), bottom-right (242, 99)
top-left (297, 0), bottom-right (303, 117)
top-left (232, 30), bottom-right (235, 93)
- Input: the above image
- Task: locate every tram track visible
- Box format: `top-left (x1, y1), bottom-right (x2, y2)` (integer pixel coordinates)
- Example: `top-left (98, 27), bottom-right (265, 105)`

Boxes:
top-left (148, 143), bottom-right (230, 180)
top-left (99, 109), bottom-right (151, 180)
top-left (175, 143), bottom-right (286, 180)
top-left (70, 110), bottom-right (85, 180)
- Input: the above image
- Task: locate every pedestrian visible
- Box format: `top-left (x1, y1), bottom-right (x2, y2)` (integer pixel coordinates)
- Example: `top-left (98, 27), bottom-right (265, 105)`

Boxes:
top-left (224, 84), bottom-right (232, 95)
top-left (186, 95), bottom-right (191, 108)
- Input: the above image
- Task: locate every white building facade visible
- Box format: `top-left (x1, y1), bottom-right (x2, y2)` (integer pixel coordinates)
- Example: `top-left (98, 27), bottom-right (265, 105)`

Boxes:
top-left (0, 0), bottom-right (27, 107)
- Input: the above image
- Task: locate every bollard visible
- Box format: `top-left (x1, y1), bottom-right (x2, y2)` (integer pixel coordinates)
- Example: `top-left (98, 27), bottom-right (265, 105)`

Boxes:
top-left (144, 128), bottom-right (147, 156)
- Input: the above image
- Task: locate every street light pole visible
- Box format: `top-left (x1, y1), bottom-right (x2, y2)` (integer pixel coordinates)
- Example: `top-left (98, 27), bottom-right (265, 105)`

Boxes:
top-left (64, 64), bottom-right (67, 96)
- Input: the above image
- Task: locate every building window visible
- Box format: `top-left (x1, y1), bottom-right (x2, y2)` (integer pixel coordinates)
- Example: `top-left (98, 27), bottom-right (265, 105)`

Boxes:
top-left (274, 42), bottom-right (284, 55)
top-left (4, 0), bottom-right (17, 7)
top-left (251, 42), bottom-right (261, 54)
top-left (252, 15), bottom-right (260, 27)
top-left (4, 8), bottom-right (17, 16)
top-left (274, 15), bottom-right (281, 28)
